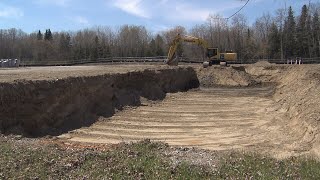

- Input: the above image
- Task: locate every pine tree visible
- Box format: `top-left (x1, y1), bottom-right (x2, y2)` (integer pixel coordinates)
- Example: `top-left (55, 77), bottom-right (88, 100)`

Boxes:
top-left (155, 34), bottom-right (165, 56)
top-left (44, 29), bottom-right (53, 41)
top-left (312, 12), bottom-right (320, 57)
top-left (148, 38), bottom-right (156, 56)
top-left (37, 30), bottom-right (43, 40)
top-left (44, 30), bottom-right (48, 40)
top-left (284, 6), bottom-right (297, 58)
top-left (47, 29), bottom-right (53, 41)
top-left (297, 5), bottom-right (309, 57)
top-left (306, 14), bottom-right (312, 58)
top-left (268, 23), bottom-right (281, 58)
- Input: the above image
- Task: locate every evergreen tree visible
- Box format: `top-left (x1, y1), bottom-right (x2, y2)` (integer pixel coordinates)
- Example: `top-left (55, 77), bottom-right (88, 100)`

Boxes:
top-left (306, 14), bottom-right (312, 58)
top-left (312, 12), bottom-right (320, 57)
top-left (37, 30), bottom-right (43, 40)
top-left (44, 30), bottom-right (48, 40)
top-left (284, 6), bottom-right (297, 58)
top-left (48, 29), bottom-right (53, 41)
top-left (155, 34), bottom-right (165, 56)
top-left (44, 29), bottom-right (53, 41)
top-left (297, 5), bottom-right (309, 57)
top-left (268, 23), bottom-right (281, 58)
top-left (148, 38), bottom-right (156, 56)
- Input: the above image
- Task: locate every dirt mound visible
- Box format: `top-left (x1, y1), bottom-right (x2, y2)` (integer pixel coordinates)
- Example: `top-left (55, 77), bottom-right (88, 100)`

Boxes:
top-left (196, 66), bottom-right (259, 87)
top-left (0, 67), bottom-right (199, 136)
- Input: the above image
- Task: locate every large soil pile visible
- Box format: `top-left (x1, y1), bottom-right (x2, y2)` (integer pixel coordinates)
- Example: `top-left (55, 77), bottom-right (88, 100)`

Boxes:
top-left (196, 66), bottom-right (259, 87)
top-left (0, 67), bottom-right (199, 136)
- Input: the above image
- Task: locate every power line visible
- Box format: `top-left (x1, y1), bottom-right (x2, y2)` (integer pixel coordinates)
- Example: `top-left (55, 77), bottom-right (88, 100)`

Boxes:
top-left (210, 0), bottom-right (250, 20)
top-left (226, 0), bottom-right (250, 20)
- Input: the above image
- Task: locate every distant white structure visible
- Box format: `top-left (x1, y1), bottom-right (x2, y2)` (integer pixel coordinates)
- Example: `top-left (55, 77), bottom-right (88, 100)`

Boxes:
top-left (0, 59), bottom-right (20, 68)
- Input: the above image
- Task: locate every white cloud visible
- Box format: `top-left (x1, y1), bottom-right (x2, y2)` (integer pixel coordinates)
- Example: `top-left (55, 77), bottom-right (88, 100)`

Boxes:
top-left (72, 16), bottom-right (89, 25)
top-left (0, 6), bottom-right (24, 18)
top-left (33, 0), bottom-right (71, 7)
top-left (110, 0), bottom-right (248, 23)
top-left (150, 24), bottom-right (170, 32)
top-left (171, 4), bottom-right (211, 22)
top-left (112, 0), bottom-right (150, 19)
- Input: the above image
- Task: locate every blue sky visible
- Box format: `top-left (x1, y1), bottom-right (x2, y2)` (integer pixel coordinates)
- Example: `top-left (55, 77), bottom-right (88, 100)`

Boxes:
top-left (0, 0), bottom-right (317, 33)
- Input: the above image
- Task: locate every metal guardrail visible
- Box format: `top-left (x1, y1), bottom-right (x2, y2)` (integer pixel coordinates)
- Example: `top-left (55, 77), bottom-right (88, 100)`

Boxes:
top-left (14, 56), bottom-right (320, 67)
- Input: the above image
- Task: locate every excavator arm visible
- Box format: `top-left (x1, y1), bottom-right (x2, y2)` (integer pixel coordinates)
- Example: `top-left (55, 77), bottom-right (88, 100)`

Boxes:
top-left (166, 34), bottom-right (209, 65)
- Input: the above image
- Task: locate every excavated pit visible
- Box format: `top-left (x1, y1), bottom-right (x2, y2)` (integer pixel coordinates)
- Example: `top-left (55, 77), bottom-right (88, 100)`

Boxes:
top-left (1, 64), bottom-right (320, 158)
top-left (0, 67), bottom-right (199, 136)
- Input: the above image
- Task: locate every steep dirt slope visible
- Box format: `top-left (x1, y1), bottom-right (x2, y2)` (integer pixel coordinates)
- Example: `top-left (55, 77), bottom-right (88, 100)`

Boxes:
top-left (246, 64), bottom-right (320, 157)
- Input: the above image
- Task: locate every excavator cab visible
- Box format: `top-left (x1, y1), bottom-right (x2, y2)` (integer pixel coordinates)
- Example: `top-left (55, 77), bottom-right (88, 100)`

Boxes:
top-left (207, 48), bottom-right (218, 58)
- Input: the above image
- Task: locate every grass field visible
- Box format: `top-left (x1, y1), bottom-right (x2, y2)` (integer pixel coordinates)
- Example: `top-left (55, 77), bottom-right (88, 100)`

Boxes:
top-left (1, 139), bottom-right (320, 179)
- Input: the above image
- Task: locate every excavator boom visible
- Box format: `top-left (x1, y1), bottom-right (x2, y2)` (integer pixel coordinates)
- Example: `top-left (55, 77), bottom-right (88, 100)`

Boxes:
top-left (166, 34), bottom-right (208, 65)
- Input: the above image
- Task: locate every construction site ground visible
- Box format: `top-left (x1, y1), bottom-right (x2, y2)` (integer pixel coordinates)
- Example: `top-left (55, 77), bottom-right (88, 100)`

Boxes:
top-left (0, 64), bottom-right (161, 82)
top-left (1, 63), bottom-right (320, 178)
top-left (60, 86), bottom-right (298, 158)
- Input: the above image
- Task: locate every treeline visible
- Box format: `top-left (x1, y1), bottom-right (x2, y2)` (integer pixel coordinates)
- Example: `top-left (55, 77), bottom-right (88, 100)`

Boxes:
top-left (0, 3), bottom-right (319, 62)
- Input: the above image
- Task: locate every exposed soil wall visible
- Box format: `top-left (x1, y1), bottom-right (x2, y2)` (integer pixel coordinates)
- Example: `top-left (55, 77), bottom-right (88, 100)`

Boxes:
top-left (0, 67), bottom-right (199, 136)
top-left (246, 64), bottom-right (320, 157)
top-left (273, 66), bottom-right (320, 157)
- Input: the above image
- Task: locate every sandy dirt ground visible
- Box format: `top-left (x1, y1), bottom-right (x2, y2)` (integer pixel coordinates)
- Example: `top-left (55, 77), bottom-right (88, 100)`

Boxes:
top-left (59, 85), bottom-right (304, 158)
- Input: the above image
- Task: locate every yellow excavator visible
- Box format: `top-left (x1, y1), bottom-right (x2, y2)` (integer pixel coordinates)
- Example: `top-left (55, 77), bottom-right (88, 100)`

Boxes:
top-left (166, 34), bottom-right (237, 67)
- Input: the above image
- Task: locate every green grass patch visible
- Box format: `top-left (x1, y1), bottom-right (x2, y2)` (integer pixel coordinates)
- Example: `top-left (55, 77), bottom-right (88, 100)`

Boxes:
top-left (1, 139), bottom-right (320, 179)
